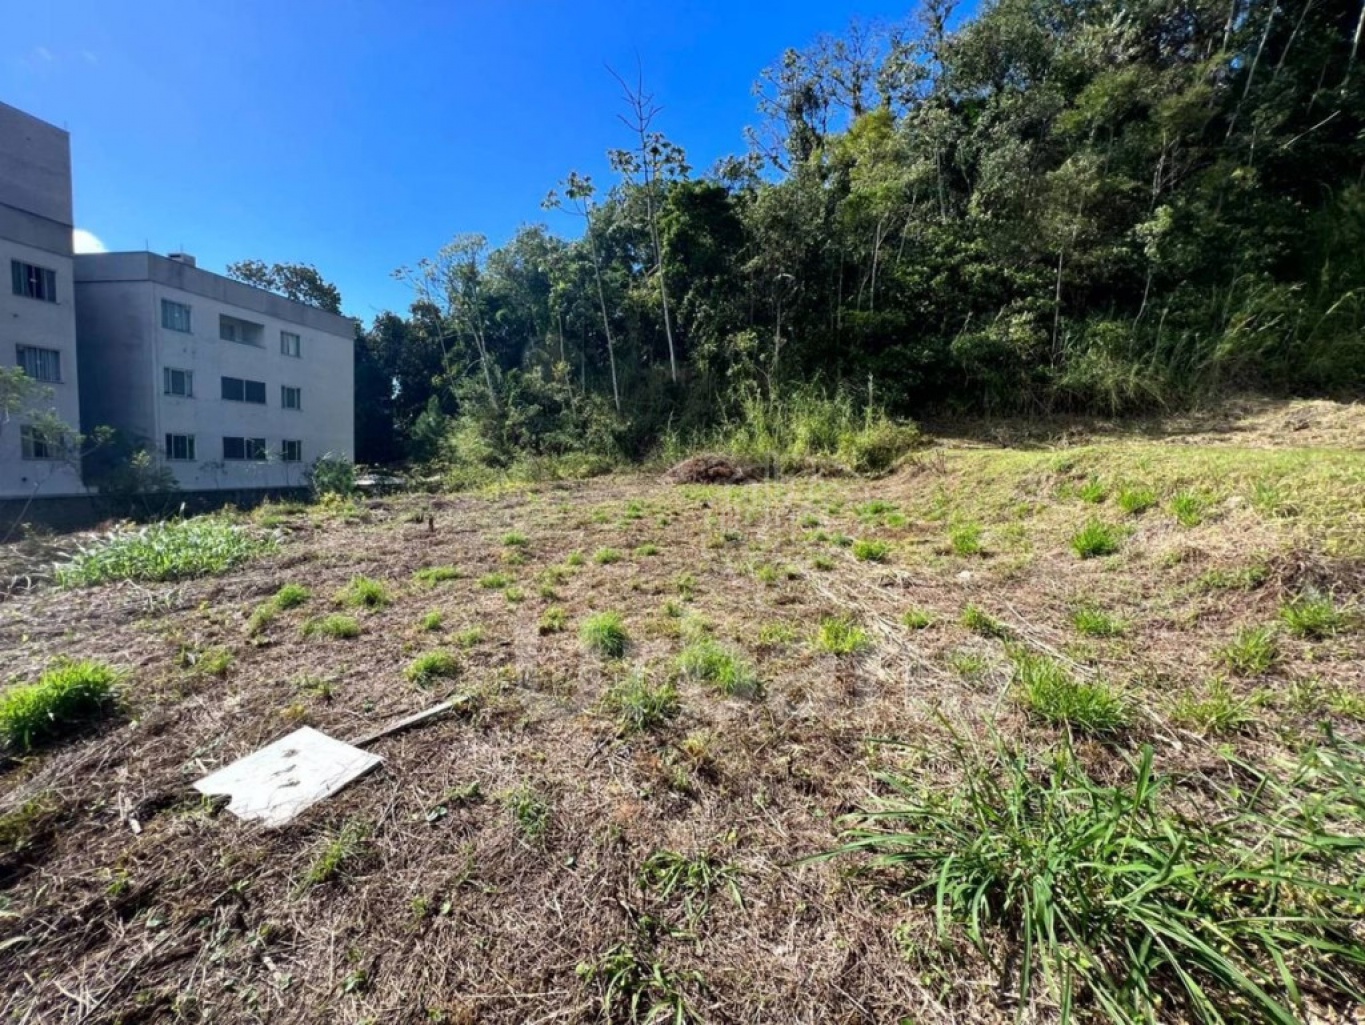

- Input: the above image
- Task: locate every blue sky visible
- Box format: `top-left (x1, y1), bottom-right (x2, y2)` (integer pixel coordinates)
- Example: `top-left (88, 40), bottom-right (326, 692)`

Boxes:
top-left (3, 0), bottom-right (916, 323)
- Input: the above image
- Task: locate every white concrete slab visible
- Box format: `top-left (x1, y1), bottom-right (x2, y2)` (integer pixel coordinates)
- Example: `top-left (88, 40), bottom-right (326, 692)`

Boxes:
top-left (193, 726), bottom-right (382, 827)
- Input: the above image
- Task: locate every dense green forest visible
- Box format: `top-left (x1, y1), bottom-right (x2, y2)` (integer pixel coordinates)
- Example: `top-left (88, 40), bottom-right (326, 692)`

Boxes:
top-left (349, 0), bottom-right (1365, 470)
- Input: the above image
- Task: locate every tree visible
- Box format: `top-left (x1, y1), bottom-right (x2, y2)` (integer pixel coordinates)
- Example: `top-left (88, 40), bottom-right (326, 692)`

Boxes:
top-left (225, 260), bottom-right (343, 313)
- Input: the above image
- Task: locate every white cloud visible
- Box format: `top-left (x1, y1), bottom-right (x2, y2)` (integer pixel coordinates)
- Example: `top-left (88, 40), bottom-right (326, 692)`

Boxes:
top-left (73, 228), bottom-right (107, 254)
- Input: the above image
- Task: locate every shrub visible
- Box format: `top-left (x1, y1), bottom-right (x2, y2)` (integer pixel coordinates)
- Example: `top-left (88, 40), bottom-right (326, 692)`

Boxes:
top-left (852, 539), bottom-right (891, 563)
top-left (1070, 519), bottom-right (1122, 558)
top-left (581, 612), bottom-right (628, 657)
top-left (676, 640), bottom-right (761, 697)
top-left (1071, 606), bottom-right (1125, 637)
top-left (335, 576), bottom-right (391, 609)
top-left (0, 659), bottom-right (120, 751)
top-left (603, 673), bottom-right (680, 733)
top-left (822, 735), bottom-right (1365, 1025)
top-left (1012, 650), bottom-right (1129, 733)
top-left (1280, 593), bottom-right (1348, 639)
top-left (304, 455), bottom-right (357, 499)
top-left (404, 651), bottom-right (461, 687)
top-left (815, 616), bottom-right (870, 656)
top-left (302, 614), bottom-right (360, 639)
top-left (1218, 626), bottom-right (1279, 676)
top-left (56, 517), bottom-right (275, 587)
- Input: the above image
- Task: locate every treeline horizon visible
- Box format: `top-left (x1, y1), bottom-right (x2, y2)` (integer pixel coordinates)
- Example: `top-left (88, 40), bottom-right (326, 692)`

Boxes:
top-left (340, 0), bottom-right (1364, 468)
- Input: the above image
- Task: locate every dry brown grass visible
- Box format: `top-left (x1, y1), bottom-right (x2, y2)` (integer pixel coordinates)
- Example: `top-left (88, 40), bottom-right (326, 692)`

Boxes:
top-left (1, 404), bottom-right (1362, 1023)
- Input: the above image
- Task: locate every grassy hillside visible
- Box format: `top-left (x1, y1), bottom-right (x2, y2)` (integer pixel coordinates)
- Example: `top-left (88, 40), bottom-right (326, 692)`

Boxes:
top-left (1, 401), bottom-right (1362, 1023)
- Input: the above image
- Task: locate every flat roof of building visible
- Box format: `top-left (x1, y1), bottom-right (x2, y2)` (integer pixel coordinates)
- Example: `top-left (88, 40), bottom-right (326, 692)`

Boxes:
top-left (75, 251), bottom-right (356, 337)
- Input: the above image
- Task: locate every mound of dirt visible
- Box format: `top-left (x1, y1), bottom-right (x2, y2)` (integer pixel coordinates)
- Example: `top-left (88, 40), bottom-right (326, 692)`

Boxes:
top-left (662, 454), bottom-right (757, 484)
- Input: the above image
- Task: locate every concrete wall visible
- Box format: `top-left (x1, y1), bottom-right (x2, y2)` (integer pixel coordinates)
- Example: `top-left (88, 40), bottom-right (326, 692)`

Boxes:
top-left (75, 253), bottom-right (355, 491)
top-left (0, 104), bottom-right (83, 499)
top-left (0, 102), bottom-right (74, 229)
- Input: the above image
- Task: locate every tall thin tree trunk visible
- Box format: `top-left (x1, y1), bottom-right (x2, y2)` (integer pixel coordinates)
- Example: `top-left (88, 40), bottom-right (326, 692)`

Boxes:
top-left (585, 215), bottom-right (621, 413)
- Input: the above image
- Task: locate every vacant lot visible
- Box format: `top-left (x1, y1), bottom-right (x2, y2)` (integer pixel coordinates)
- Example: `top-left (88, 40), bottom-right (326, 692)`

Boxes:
top-left (2, 405), bottom-right (1363, 1024)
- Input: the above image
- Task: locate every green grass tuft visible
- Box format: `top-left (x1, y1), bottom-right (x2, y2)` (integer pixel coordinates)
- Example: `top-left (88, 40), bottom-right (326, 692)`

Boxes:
top-left (1218, 625), bottom-right (1279, 676)
top-left (478, 572), bottom-right (511, 590)
top-left (0, 659), bottom-right (120, 751)
top-left (302, 614), bottom-right (360, 640)
top-left (404, 650), bottom-right (461, 686)
top-left (1069, 519), bottom-right (1123, 559)
top-left (303, 820), bottom-right (369, 887)
top-left (1172, 678), bottom-right (1254, 735)
top-left (593, 547), bottom-right (623, 565)
top-left (538, 606), bottom-right (568, 635)
top-left (852, 539), bottom-right (891, 563)
top-left (633, 542), bottom-right (660, 557)
top-left (1280, 593), bottom-right (1348, 639)
top-left (603, 672), bottom-right (680, 734)
top-left (581, 612), bottom-right (628, 657)
top-left (676, 640), bottom-right (761, 697)
top-left (949, 522), bottom-right (983, 556)
top-left (336, 575), bottom-right (391, 609)
top-left (815, 616), bottom-right (871, 656)
top-left (961, 604), bottom-right (1011, 639)
top-left (1071, 606), bottom-right (1125, 638)
top-left (1077, 478), bottom-right (1108, 503)
top-left (56, 517), bottom-right (274, 587)
top-left (1116, 485), bottom-right (1157, 515)
top-left (902, 609), bottom-right (934, 630)
top-left (821, 734), bottom-right (1365, 1025)
top-left (501, 531), bottom-right (529, 547)
top-left (1171, 490), bottom-right (1208, 527)
top-left (414, 565), bottom-right (462, 585)
top-left (419, 610), bottom-right (444, 632)
top-left (1012, 650), bottom-right (1129, 733)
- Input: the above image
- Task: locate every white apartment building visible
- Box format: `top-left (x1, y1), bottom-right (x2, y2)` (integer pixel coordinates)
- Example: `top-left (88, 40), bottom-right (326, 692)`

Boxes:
top-left (74, 252), bottom-right (355, 490)
top-left (0, 102), bottom-right (85, 498)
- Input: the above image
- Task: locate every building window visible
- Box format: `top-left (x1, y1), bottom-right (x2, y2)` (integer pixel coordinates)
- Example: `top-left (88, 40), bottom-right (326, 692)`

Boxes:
top-left (281, 385), bottom-right (302, 410)
top-left (164, 433), bottom-right (196, 461)
top-left (223, 436), bottom-right (267, 461)
top-left (221, 376), bottom-right (267, 404)
top-left (281, 439), bottom-right (302, 463)
top-left (161, 299), bottom-right (192, 332)
top-left (163, 367), bottom-right (194, 397)
top-left (281, 331), bottom-right (301, 357)
top-left (16, 345), bottom-right (61, 382)
top-left (11, 261), bottom-right (57, 302)
top-left (20, 425), bottom-right (64, 460)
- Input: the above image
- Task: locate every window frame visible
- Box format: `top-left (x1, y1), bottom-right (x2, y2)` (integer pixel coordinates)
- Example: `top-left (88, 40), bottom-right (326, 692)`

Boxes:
top-left (281, 385), bottom-right (302, 410)
top-left (16, 344), bottom-right (61, 382)
top-left (164, 433), bottom-right (196, 461)
top-left (163, 366), bottom-right (194, 397)
top-left (223, 436), bottom-right (268, 462)
top-left (280, 331), bottom-right (302, 358)
top-left (160, 299), bottom-right (193, 333)
top-left (11, 260), bottom-right (57, 302)
top-left (221, 376), bottom-right (267, 404)
top-left (19, 424), bottom-right (63, 460)
top-left (281, 439), bottom-right (302, 463)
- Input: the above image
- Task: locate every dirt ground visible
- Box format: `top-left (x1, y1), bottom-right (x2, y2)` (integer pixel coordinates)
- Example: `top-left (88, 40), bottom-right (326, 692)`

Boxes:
top-left (1, 400), bottom-right (1363, 1024)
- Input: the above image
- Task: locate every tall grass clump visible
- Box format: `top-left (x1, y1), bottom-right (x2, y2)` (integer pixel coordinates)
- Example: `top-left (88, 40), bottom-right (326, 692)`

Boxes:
top-left (581, 612), bottom-right (628, 657)
top-left (0, 659), bottom-right (120, 751)
top-left (821, 733), bottom-right (1365, 1025)
top-left (815, 616), bottom-right (871, 656)
top-left (1070, 519), bottom-right (1123, 559)
top-left (602, 672), bottom-right (680, 734)
top-left (1012, 650), bottom-right (1129, 734)
top-left (56, 517), bottom-right (275, 586)
top-left (404, 650), bottom-right (461, 687)
top-left (336, 576), bottom-right (391, 609)
top-left (676, 640), bottom-right (761, 698)
top-left (1280, 593), bottom-right (1348, 639)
